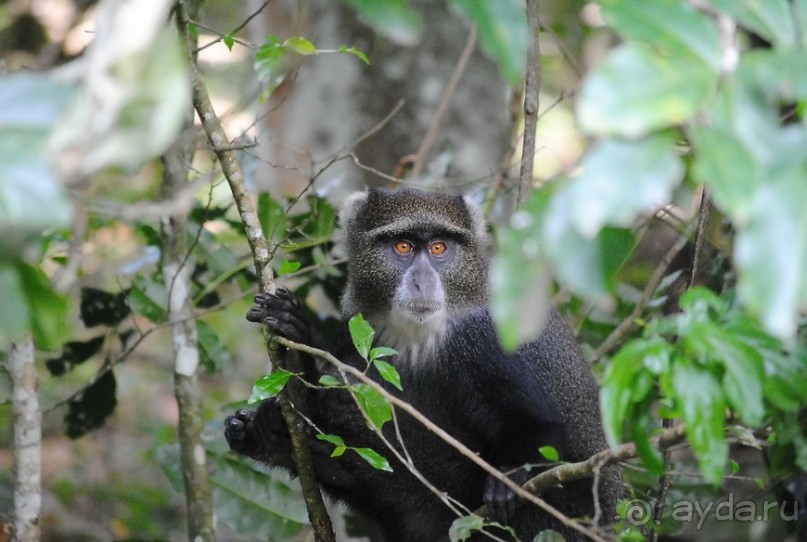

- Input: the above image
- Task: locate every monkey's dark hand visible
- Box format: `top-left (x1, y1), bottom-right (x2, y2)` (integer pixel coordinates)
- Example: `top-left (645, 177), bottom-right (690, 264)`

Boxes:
top-left (224, 399), bottom-right (295, 470)
top-left (483, 468), bottom-right (531, 524)
top-left (246, 288), bottom-right (311, 345)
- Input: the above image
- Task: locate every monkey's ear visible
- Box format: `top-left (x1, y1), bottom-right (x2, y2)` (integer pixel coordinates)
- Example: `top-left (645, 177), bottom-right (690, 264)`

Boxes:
top-left (339, 191), bottom-right (369, 230)
top-left (463, 195), bottom-right (491, 248)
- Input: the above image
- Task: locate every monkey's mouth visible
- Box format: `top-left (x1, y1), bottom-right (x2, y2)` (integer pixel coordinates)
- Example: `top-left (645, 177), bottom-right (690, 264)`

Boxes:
top-left (400, 302), bottom-right (443, 321)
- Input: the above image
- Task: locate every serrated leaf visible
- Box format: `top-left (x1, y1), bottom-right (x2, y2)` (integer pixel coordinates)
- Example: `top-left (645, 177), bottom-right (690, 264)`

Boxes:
top-left (352, 383), bottom-right (392, 428)
top-left (249, 370), bottom-right (295, 403)
top-left (278, 260), bottom-right (302, 276)
top-left (284, 36), bottom-right (317, 55)
top-left (538, 446), bottom-right (559, 462)
top-left (672, 358), bottom-right (728, 485)
top-left (452, 0), bottom-right (528, 85)
top-left (578, 43), bottom-right (716, 137)
top-left (353, 447), bottom-right (392, 472)
top-left (348, 313), bottom-right (375, 359)
top-left (372, 358), bottom-right (402, 391)
top-left (449, 514), bottom-right (485, 541)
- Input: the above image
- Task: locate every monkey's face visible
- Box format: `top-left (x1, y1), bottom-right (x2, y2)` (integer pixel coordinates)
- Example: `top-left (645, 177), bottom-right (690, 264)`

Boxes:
top-left (340, 189), bottom-right (489, 329)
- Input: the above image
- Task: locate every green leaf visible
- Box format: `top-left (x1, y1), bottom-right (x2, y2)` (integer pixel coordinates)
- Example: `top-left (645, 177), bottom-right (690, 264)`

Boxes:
top-left (129, 277), bottom-right (168, 323)
top-left (372, 358), bottom-right (403, 391)
top-left (533, 530), bottom-right (566, 542)
top-left (369, 346), bottom-right (398, 360)
top-left (492, 191), bottom-right (552, 350)
top-left (255, 36), bottom-right (290, 98)
top-left (706, 326), bottom-right (765, 427)
top-left (249, 370), bottom-right (295, 403)
top-left (709, 0), bottom-right (797, 48)
top-left (738, 50), bottom-right (807, 102)
top-left (197, 320), bottom-right (231, 373)
top-left (223, 34), bottom-right (235, 51)
top-left (316, 433), bottom-right (346, 447)
top-left (734, 149), bottom-right (807, 340)
top-left (0, 73), bottom-right (74, 256)
top-left (318, 375), bottom-right (342, 387)
top-left (451, 0), bottom-right (528, 85)
top-left (18, 262), bottom-right (70, 351)
top-left (278, 260), bottom-right (302, 276)
top-left (353, 447), bottom-right (393, 472)
top-left (344, 0), bottom-right (422, 46)
top-left (449, 514), bottom-right (485, 541)
top-left (563, 135), bottom-right (684, 238)
top-left (283, 36), bottom-right (317, 55)
top-left (171, 447), bottom-right (309, 539)
top-left (338, 45), bottom-right (370, 65)
top-left (601, 0), bottom-right (720, 69)
top-left (257, 192), bottom-right (287, 244)
top-left (348, 313), bottom-right (375, 359)
top-left (691, 124), bottom-right (760, 223)
top-left (538, 446), bottom-right (559, 462)
top-left (601, 340), bottom-right (657, 448)
top-left (672, 358), bottom-right (728, 485)
top-left (352, 383), bottom-right (392, 428)
top-left (578, 43), bottom-right (716, 137)
top-left (0, 263), bottom-right (31, 347)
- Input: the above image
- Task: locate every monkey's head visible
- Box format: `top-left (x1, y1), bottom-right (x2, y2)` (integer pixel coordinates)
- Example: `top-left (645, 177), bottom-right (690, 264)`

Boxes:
top-left (339, 189), bottom-right (490, 362)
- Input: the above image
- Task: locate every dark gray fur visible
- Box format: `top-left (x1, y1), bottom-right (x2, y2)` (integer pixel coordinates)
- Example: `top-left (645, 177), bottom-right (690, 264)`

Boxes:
top-left (226, 188), bottom-right (622, 541)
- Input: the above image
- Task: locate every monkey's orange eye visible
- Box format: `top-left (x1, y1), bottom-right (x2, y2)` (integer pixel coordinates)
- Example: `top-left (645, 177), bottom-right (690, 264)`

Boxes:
top-left (429, 241), bottom-right (447, 255)
top-left (394, 240), bottom-right (414, 254)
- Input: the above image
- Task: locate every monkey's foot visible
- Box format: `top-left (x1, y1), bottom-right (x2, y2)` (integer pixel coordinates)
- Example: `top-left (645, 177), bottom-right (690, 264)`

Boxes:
top-left (225, 408), bottom-right (259, 457)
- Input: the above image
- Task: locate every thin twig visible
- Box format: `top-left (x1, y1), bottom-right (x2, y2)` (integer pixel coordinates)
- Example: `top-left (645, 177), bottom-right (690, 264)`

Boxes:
top-left (409, 26), bottom-right (477, 180)
top-left (517, 0), bottom-right (542, 208)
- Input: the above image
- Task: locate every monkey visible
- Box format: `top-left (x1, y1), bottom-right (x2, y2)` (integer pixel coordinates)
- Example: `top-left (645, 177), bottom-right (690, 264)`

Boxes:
top-left (225, 188), bottom-right (623, 541)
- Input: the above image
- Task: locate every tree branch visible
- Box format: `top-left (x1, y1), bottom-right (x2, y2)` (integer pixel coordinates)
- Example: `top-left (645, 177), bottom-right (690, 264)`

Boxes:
top-left (174, 2), bottom-right (335, 540)
top-left (8, 335), bottom-right (41, 542)
top-left (517, 0), bottom-right (542, 208)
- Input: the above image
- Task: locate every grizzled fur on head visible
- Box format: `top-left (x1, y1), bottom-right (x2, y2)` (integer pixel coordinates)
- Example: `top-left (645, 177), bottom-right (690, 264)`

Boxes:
top-left (339, 189), bottom-right (490, 353)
